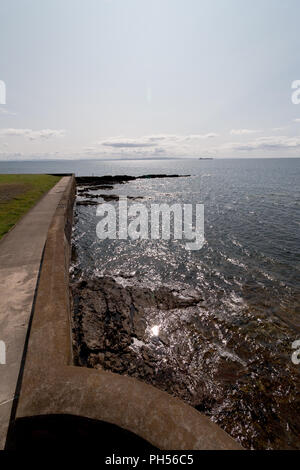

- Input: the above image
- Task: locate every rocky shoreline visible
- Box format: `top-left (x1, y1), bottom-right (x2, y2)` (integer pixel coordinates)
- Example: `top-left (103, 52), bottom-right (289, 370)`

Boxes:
top-left (75, 174), bottom-right (190, 205)
top-left (71, 273), bottom-right (300, 450)
top-left (71, 174), bottom-right (300, 450)
top-left (76, 173), bottom-right (190, 186)
top-left (71, 276), bottom-right (204, 404)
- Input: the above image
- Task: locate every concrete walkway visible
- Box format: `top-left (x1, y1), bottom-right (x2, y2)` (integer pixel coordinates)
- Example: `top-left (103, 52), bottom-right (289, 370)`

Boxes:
top-left (0, 177), bottom-right (72, 449)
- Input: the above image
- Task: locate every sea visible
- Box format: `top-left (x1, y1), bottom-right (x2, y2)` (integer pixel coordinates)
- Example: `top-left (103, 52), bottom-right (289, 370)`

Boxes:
top-left (1, 157), bottom-right (299, 449)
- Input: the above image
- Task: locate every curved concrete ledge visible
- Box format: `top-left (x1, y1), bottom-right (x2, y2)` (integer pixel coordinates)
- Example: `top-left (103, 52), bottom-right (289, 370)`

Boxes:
top-left (10, 176), bottom-right (242, 450)
top-left (13, 415), bottom-right (157, 450)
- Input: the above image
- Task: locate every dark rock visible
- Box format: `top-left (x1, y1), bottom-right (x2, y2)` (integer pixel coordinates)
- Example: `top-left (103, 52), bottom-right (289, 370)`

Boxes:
top-left (76, 174), bottom-right (190, 188)
top-left (77, 193), bottom-right (143, 202)
top-left (71, 275), bottom-right (204, 406)
top-left (70, 273), bottom-right (300, 450)
top-left (76, 200), bottom-right (98, 206)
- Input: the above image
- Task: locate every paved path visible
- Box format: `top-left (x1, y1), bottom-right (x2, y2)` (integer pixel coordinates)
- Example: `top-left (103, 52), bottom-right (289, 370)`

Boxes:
top-left (0, 177), bottom-right (72, 449)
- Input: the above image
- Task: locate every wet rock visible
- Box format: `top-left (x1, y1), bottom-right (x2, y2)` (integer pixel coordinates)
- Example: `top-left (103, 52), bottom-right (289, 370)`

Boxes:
top-left (71, 276), bottom-right (204, 402)
top-left (159, 332), bottom-right (170, 347)
top-left (78, 185), bottom-right (114, 191)
top-left (76, 200), bottom-right (98, 206)
top-left (76, 174), bottom-right (191, 188)
top-left (97, 352), bottom-right (105, 363)
top-left (70, 274), bottom-right (300, 450)
top-left (78, 193), bottom-right (143, 202)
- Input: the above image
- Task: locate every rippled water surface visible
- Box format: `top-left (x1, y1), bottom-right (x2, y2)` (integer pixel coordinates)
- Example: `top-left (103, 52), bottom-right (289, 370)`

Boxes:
top-left (2, 158), bottom-right (299, 449)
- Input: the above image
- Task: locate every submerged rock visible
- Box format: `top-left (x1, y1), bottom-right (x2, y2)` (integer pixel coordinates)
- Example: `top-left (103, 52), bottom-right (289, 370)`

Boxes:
top-left (76, 174), bottom-right (190, 187)
top-left (70, 275), bottom-right (300, 450)
top-left (71, 276), bottom-right (203, 401)
top-left (77, 193), bottom-right (143, 202)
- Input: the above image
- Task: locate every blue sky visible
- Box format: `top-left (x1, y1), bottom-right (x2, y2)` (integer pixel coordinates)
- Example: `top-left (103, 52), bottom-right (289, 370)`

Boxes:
top-left (1, 0), bottom-right (300, 159)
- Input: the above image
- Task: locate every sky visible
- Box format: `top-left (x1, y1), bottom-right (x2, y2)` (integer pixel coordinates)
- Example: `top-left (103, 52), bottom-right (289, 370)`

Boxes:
top-left (1, 0), bottom-right (300, 160)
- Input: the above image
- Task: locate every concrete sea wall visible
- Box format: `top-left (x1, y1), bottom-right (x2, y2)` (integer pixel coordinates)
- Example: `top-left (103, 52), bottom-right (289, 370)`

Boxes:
top-left (0, 176), bottom-right (75, 449)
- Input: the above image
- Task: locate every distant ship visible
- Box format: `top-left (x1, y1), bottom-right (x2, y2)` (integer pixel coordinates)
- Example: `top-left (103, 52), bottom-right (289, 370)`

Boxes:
top-left (198, 157), bottom-right (214, 160)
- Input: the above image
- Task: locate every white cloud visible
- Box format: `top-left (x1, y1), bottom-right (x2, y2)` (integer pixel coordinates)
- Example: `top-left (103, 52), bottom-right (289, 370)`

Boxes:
top-left (0, 108), bottom-right (17, 116)
top-left (99, 133), bottom-right (218, 146)
top-left (29, 129), bottom-right (66, 140)
top-left (230, 129), bottom-right (261, 135)
top-left (224, 136), bottom-right (300, 151)
top-left (102, 140), bottom-right (155, 149)
top-left (0, 128), bottom-right (66, 140)
top-left (80, 133), bottom-right (218, 158)
top-left (293, 118), bottom-right (300, 123)
top-left (0, 128), bottom-right (31, 137)
top-left (184, 133), bottom-right (219, 140)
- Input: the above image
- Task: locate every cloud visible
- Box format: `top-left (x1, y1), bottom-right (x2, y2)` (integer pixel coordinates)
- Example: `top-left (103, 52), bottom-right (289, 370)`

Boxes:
top-left (230, 129), bottom-right (261, 135)
top-left (0, 128), bottom-right (31, 137)
top-left (184, 133), bottom-right (219, 140)
top-left (0, 152), bottom-right (24, 160)
top-left (226, 136), bottom-right (300, 151)
top-left (293, 118), bottom-right (300, 123)
top-left (0, 108), bottom-right (17, 116)
top-left (29, 129), bottom-right (66, 140)
top-left (102, 140), bottom-right (156, 149)
top-left (0, 128), bottom-right (66, 140)
top-left (82, 133), bottom-right (218, 158)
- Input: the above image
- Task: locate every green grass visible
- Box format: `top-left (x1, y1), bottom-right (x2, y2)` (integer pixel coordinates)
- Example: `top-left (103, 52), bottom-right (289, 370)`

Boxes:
top-left (0, 174), bottom-right (61, 240)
